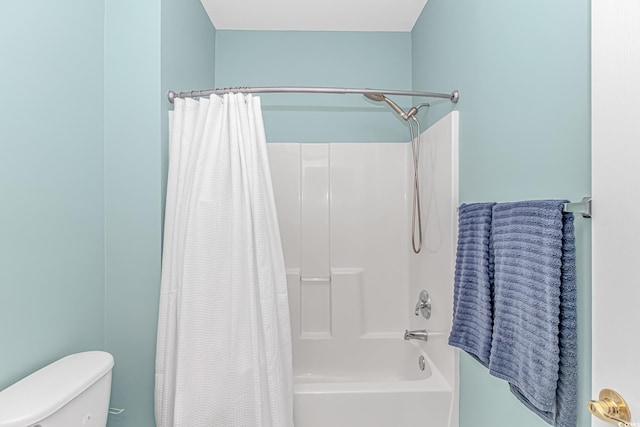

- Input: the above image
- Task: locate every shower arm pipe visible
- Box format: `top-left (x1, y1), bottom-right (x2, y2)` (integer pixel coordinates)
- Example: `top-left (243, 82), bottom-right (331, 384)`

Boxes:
top-left (167, 86), bottom-right (460, 104)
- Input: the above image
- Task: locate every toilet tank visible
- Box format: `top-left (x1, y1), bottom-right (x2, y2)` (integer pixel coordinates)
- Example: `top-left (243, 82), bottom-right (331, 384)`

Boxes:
top-left (0, 351), bottom-right (114, 427)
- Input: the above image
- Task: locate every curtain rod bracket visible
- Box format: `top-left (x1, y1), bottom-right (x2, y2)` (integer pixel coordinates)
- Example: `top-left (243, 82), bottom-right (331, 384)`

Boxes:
top-left (451, 90), bottom-right (460, 103)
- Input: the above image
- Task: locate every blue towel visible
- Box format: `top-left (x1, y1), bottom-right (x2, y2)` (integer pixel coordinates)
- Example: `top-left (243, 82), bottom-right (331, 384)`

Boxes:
top-left (448, 202), bottom-right (496, 367)
top-left (489, 200), bottom-right (577, 427)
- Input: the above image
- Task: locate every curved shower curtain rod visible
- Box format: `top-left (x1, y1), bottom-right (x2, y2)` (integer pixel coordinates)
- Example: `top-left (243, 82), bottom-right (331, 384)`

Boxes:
top-left (167, 86), bottom-right (460, 104)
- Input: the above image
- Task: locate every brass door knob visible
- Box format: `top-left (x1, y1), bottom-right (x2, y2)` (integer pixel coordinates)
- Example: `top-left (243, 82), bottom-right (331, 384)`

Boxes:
top-left (587, 389), bottom-right (631, 424)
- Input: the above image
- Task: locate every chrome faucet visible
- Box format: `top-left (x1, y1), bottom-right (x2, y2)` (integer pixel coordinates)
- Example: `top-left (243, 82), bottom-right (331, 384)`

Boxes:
top-left (404, 329), bottom-right (429, 342)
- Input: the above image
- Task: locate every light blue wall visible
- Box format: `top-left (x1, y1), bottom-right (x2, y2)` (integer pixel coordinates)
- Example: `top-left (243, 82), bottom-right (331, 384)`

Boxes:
top-left (411, 1), bottom-right (591, 426)
top-left (0, 1), bottom-right (213, 425)
top-left (105, 0), bottom-right (215, 426)
top-left (104, 1), bottom-right (162, 425)
top-left (0, 1), bottom-right (105, 388)
top-left (161, 0), bottom-right (216, 209)
top-left (215, 31), bottom-right (412, 143)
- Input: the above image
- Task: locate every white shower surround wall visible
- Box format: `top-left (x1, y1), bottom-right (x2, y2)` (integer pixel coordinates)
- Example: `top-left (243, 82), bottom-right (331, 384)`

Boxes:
top-left (267, 112), bottom-right (459, 427)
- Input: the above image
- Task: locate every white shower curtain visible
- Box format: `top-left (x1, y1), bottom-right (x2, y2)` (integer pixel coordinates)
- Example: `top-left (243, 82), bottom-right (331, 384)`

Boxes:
top-left (155, 94), bottom-right (294, 427)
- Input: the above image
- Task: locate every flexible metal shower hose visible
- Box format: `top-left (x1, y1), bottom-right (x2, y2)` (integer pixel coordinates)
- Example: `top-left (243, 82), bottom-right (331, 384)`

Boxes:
top-left (408, 116), bottom-right (422, 254)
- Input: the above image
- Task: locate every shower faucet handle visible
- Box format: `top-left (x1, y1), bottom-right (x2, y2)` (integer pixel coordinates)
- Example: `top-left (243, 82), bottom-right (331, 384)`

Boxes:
top-left (414, 290), bottom-right (431, 319)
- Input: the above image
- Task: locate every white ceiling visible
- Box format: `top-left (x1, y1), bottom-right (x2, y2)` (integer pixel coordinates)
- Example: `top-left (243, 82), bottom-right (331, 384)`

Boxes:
top-left (201, 0), bottom-right (429, 32)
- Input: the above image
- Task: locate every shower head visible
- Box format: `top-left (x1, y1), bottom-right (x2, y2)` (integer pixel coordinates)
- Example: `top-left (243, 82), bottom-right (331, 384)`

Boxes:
top-left (364, 93), bottom-right (414, 121)
top-left (363, 92), bottom-right (387, 102)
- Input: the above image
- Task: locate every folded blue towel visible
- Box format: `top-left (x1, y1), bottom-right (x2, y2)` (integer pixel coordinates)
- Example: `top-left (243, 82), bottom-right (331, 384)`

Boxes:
top-left (489, 200), bottom-right (577, 427)
top-left (448, 202), bottom-right (496, 367)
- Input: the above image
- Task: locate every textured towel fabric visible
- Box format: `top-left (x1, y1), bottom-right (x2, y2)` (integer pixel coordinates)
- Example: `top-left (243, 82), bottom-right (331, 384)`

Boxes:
top-left (489, 200), bottom-right (577, 427)
top-left (448, 202), bottom-right (496, 367)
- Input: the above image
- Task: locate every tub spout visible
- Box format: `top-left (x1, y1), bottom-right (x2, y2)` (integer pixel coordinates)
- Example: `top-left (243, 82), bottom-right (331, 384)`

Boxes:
top-left (404, 329), bottom-right (429, 342)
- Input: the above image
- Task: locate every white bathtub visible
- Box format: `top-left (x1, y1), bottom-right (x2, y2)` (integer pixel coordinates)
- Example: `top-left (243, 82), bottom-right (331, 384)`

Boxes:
top-left (293, 338), bottom-right (453, 427)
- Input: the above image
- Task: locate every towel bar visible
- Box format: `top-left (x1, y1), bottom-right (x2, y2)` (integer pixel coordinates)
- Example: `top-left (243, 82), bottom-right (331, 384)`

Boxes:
top-left (456, 196), bottom-right (593, 218)
top-left (563, 196), bottom-right (592, 218)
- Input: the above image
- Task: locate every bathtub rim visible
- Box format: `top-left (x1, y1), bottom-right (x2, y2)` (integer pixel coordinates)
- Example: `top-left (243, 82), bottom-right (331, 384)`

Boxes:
top-left (293, 349), bottom-right (451, 394)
